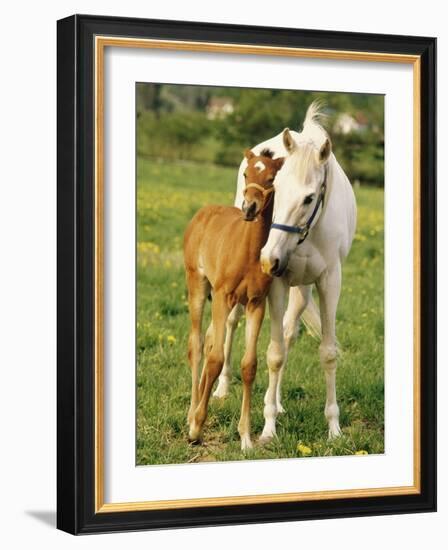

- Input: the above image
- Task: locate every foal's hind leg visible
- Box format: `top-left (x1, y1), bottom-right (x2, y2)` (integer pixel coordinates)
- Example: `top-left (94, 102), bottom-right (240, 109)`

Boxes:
top-left (203, 321), bottom-right (213, 362)
top-left (186, 269), bottom-right (210, 427)
top-left (189, 291), bottom-right (229, 442)
top-left (238, 301), bottom-right (265, 450)
top-left (213, 303), bottom-right (243, 398)
top-left (316, 265), bottom-right (342, 439)
top-left (276, 285), bottom-right (312, 413)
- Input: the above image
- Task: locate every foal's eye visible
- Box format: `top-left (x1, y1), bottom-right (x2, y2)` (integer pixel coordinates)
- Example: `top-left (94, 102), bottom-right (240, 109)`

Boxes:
top-left (303, 194), bottom-right (315, 205)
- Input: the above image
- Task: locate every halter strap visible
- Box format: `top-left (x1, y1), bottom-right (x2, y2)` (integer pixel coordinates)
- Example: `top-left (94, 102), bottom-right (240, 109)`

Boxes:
top-left (243, 182), bottom-right (275, 198)
top-left (271, 164), bottom-right (328, 245)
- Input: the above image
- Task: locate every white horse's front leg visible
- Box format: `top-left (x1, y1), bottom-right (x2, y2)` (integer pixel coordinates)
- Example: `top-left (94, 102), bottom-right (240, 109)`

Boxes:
top-left (213, 304), bottom-right (243, 398)
top-left (259, 277), bottom-right (288, 444)
top-left (238, 302), bottom-right (265, 451)
top-left (316, 264), bottom-right (342, 439)
top-left (276, 285), bottom-right (312, 413)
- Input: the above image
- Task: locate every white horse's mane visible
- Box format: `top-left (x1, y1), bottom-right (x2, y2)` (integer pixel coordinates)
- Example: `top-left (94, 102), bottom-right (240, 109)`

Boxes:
top-left (286, 142), bottom-right (317, 182)
top-left (299, 100), bottom-right (329, 147)
top-left (286, 101), bottom-right (330, 180)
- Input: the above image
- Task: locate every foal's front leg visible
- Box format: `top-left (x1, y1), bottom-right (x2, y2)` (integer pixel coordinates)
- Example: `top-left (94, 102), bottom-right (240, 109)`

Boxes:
top-left (238, 301), bottom-right (265, 450)
top-left (316, 264), bottom-right (342, 439)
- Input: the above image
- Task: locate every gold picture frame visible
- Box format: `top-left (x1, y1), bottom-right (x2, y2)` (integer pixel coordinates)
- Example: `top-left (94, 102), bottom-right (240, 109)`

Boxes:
top-left (57, 14), bottom-right (436, 534)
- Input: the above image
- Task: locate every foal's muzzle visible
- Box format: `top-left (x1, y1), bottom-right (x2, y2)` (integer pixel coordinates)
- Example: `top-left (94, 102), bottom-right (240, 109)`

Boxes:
top-left (242, 200), bottom-right (259, 221)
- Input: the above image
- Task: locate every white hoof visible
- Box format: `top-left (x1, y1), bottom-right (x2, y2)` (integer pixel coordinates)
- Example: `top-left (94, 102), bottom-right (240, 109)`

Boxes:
top-left (328, 422), bottom-right (342, 440)
top-left (259, 429), bottom-right (276, 446)
top-left (276, 402), bottom-right (286, 414)
top-left (213, 380), bottom-right (230, 399)
top-left (240, 435), bottom-right (253, 451)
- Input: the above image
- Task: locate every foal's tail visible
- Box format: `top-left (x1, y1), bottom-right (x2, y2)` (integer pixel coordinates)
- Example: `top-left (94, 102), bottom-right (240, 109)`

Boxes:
top-left (300, 296), bottom-right (343, 354)
top-left (301, 296), bottom-right (321, 341)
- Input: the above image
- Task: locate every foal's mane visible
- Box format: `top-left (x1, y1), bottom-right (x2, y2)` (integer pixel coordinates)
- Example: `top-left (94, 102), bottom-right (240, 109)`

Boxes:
top-left (259, 148), bottom-right (275, 159)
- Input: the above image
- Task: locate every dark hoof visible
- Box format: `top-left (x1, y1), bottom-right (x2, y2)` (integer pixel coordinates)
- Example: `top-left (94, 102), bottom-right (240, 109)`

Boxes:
top-left (188, 436), bottom-right (203, 446)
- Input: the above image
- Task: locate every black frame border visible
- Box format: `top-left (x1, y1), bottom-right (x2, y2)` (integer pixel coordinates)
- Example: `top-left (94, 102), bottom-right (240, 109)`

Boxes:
top-left (57, 14), bottom-right (436, 535)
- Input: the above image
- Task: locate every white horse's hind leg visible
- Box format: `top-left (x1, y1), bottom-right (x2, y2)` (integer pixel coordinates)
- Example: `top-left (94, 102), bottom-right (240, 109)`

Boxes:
top-left (316, 265), bottom-right (342, 439)
top-left (276, 285), bottom-right (312, 413)
top-left (213, 304), bottom-right (243, 398)
top-left (259, 278), bottom-right (288, 444)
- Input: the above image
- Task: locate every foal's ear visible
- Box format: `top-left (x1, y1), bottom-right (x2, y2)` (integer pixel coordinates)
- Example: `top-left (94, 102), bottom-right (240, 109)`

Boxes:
top-left (318, 137), bottom-right (332, 163)
top-left (282, 128), bottom-right (296, 153)
top-left (244, 149), bottom-right (255, 160)
top-left (274, 157), bottom-right (285, 170)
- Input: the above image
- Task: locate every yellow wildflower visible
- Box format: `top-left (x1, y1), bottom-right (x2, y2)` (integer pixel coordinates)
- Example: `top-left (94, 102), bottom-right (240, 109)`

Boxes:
top-left (167, 335), bottom-right (176, 344)
top-left (297, 443), bottom-right (312, 456)
top-left (355, 450), bottom-right (368, 456)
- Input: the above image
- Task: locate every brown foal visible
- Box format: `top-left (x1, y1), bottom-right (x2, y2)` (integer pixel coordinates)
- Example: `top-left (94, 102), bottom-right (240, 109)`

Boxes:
top-left (183, 149), bottom-right (285, 449)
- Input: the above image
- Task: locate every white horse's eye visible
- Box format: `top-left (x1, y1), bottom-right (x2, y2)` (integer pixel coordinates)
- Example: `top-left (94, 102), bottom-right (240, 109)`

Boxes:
top-left (303, 193), bottom-right (315, 205)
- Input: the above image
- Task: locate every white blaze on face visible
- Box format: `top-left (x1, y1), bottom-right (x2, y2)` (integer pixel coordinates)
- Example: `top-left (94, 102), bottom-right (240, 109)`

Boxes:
top-left (254, 160), bottom-right (265, 172)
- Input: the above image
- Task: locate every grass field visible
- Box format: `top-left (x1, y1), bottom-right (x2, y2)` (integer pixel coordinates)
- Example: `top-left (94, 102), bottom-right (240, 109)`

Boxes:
top-left (136, 156), bottom-right (384, 466)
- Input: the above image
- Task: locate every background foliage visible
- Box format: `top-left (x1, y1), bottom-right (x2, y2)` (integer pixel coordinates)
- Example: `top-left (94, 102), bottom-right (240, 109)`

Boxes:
top-left (137, 84), bottom-right (384, 186)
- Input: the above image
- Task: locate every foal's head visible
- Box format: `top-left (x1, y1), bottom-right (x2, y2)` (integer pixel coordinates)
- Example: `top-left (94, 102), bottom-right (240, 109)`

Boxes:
top-left (242, 149), bottom-right (285, 221)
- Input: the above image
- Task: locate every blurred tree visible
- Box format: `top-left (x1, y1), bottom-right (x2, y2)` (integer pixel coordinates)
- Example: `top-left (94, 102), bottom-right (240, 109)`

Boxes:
top-left (136, 83), bottom-right (384, 186)
top-left (136, 83), bottom-right (162, 117)
top-left (137, 110), bottom-right (211, 160)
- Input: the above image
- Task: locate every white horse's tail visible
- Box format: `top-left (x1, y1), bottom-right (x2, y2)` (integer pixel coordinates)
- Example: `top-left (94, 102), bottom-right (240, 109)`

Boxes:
top-left (301, 296), bottom-right (322, 341)
top-left (301, 295), bottom-right (342, 354)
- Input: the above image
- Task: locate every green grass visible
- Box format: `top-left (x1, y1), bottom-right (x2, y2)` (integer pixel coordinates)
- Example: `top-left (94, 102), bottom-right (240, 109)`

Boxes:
top-left (136, 157), bottom-right (384, 465)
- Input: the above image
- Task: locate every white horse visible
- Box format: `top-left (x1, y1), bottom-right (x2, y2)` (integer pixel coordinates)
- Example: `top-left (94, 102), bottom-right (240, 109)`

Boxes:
top-left (213, 101), bottom-right (357, 443)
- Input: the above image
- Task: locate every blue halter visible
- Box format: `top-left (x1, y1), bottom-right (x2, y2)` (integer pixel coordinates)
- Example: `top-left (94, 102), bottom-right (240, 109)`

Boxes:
top-left (271, 164), bottom-right (328, 245)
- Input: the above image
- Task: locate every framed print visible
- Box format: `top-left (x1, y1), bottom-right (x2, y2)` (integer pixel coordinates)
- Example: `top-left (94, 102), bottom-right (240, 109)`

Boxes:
top-left (57, 14), bottom-right (436, 534)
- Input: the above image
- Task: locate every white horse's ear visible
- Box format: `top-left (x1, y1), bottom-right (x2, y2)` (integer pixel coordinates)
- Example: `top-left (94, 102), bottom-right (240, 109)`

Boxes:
top-left (283, 128), bottom-right (296, 153)
top-left (319, 138), bottom-right (332, 163)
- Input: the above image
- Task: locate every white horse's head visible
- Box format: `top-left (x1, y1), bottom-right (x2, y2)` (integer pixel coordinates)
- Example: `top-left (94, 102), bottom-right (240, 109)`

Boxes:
top-left (260, 102), bottom-right (332, 277)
